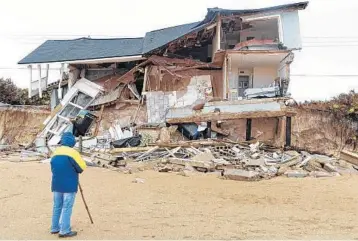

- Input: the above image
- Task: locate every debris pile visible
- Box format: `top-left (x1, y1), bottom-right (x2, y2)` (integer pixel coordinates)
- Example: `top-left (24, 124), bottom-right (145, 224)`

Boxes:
top-left (84, 141), bottom-right (358, 181)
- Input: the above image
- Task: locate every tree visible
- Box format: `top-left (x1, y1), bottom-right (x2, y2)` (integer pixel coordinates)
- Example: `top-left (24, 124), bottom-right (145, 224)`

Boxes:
top-left (0, 78), bottom-right (20, 104)
top-left (0, 78), bottom-right (50, 105)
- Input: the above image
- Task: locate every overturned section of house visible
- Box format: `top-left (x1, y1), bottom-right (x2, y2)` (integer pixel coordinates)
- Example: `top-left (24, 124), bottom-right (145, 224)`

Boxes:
top-left (18, 2), bottom-right (308, 151)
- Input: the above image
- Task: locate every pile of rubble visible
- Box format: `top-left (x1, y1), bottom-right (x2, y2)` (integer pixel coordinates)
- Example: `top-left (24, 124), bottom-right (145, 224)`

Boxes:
top-left (87, 141), bottom-right (358, 181)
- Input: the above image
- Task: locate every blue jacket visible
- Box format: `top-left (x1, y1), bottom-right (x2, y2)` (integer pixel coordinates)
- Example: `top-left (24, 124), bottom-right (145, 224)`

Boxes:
top-left (50, 133), bottom-right (86, 193)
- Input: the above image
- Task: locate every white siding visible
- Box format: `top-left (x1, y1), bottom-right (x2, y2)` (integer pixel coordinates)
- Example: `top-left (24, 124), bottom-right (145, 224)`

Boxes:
top-left (281, 10), bottom-right (302, 49)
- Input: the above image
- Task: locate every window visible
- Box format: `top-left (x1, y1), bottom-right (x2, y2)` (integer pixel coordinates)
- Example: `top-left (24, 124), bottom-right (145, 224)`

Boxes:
top-left (71, 92), bottom-right (92, 108)
top-left (60, 105), bottom-right (82, 119)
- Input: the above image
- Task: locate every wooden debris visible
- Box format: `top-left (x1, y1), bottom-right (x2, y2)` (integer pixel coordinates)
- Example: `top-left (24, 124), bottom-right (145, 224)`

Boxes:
top-left (164, 147), bottom-right (181, 158)
top-left (110, 146), bottom-right (154, 154)
top-left (93, 105), bottom-right (105, 137)
top-left (135, 146), bottom-right (159, 161)
top-left (167, 110), bottom-right (297, 123)
top-left (340, 150), bottom-right (358, 166)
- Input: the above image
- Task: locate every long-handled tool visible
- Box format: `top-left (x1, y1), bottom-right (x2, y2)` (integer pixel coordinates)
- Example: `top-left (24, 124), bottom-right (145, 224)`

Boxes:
top-left (78, 182), bottom-right (94, 224)
top-left (77, 134), bottom-right (94, 224)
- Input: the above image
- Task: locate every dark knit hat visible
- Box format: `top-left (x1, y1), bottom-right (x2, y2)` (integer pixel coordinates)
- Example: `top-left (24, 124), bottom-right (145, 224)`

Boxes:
top-left (61, 132), bottom-right (76, 147)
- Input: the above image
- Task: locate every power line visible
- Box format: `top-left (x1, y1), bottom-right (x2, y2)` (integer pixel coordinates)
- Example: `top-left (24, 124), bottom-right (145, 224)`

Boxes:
top-left (303, 45), bottom-right (358, 47)
top-left (303, 40), bottom-right (358, 43)
top-left (303, 36), bottom-right (358, 39)
top-left (291, 74), bottom-right (358, 77)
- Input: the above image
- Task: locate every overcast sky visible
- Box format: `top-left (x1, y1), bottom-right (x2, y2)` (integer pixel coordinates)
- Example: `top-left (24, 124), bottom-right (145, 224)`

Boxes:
top-left (0, 0), bottom-right (357, 102)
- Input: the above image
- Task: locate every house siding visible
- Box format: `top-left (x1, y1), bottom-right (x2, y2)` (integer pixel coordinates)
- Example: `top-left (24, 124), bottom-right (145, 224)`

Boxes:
top-left (281, 10), bottom-right (302, 49)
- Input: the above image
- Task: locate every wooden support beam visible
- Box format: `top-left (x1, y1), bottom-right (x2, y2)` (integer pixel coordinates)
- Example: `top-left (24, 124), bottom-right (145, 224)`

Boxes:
top-left (93, 105), bottom-right (105, 137)
top-left (246, 119), bottom-right (252, 141)
top-left (45, 64), bottom-right (49, 89)
top-left (167, 110), bottom-right (296, 124)
top-left (110, 146), bottom-right (154, 154)
top-left (142, 66), bottom-right (148, 93)
top-left (28, 65), bottom-right (32, 98)
top-left (223, 56), bottom-right (227, 99)
top-left (131, 103), bottom-right (142, 124)
top-left (206, 121), bottom-right (212, 138)
top-left (117, 99), bottom-right (140, 104)
top-left (217, 14), bottom-right (222, 51)
top-left (285, 116), bottom-right (292, 147)
top-left (37, 64), bottom-right (42, 98)
top-left (340, 150), bottom-right (358, 166)
top-left (58, 63), bottom-right (64, 100)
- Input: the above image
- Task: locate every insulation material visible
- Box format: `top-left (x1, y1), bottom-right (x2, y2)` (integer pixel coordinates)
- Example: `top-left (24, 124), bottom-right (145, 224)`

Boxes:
top-left (108, 121), bottom-right (134, 140)
top-left (98, 104), bottom-right (147, 137)
top-left (146, 92), bottom-right (170, 123)
top-left (189, 75), bottom-right (213, 100)
top-left (146, 74), bottom-right (216, 123)
top-left (146, 67), bottom-right (222, 99)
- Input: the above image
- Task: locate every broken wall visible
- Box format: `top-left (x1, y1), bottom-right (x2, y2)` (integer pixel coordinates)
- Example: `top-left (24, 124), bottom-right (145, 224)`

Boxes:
top-left (97, 104), bottom-right (147, 136)
top-left (221, 117), bottom-right (283, 145)
top-left (240, 10), bottom-right (303, 49)
top-left (220, 108), bottom-right (357, 156)
top-left (146, 68), bottom-right (223, 123)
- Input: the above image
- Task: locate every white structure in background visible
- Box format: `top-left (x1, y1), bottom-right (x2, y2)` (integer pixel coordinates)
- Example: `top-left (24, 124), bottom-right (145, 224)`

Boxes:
top-left (27, 63), bottom-right (68, 99)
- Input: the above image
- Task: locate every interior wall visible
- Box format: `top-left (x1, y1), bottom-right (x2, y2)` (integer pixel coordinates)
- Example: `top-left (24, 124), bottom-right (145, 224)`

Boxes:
top-left (240, 10), bottom-right (302, 49)
top-left (253, 67), bottom-right (278, 88)
top-left (146, 71), bottom-right (223, 124)
top-left (227, 57), bottom-right (253, 100)
top-left (212, 30), bottom-right (219, 55)
top-left (240, 19), bottom-right (279, 42)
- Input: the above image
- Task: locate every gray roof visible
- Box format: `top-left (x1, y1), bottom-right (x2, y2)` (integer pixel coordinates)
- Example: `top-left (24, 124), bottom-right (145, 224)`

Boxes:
top-left (18, 37), bottom-right (144, 64)
top-left (142, 21), bottom-right (203, 54)
top-left (18, 1), bottom-right (308, 64)
top-left (200, 2), bottom-right (308, 25)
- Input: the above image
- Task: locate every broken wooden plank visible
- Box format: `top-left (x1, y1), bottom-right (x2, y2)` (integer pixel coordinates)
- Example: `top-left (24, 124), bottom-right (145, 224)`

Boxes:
top-left (93, 105), bottom-right (105, 137)
top-left (135, 146), bottom-right (159, 161)
top-left (340, 150), bottom-right (358, 166)
top-left (166, 110), bottom-right (297, 124)
top-left (154, 140), bottom-right (226, 148)
top-left (131, 103), bottom-right (142, 124)
top-left (92, 153), bottom-right (117, 162)
top-left (117, 99), bottom-right (141, 104)
top-left (164, 147), bottom-right (181, 158)
top-left (110, 146), bottom-right (154, 154)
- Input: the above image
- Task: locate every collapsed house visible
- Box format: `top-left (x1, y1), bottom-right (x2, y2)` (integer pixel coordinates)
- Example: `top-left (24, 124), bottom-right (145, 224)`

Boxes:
top-left (18, 2), bottom-right (308, 148)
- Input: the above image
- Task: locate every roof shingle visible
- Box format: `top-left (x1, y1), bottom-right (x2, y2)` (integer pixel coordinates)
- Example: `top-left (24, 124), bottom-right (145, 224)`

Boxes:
top-left (18, 37), bottom-right (144, 64)
top-left (18, 1), bottom-right (309, 64)
top-left (200, 2), bottom-right (308, 25)
top-left (142, 21), bottom-right (202, 54)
